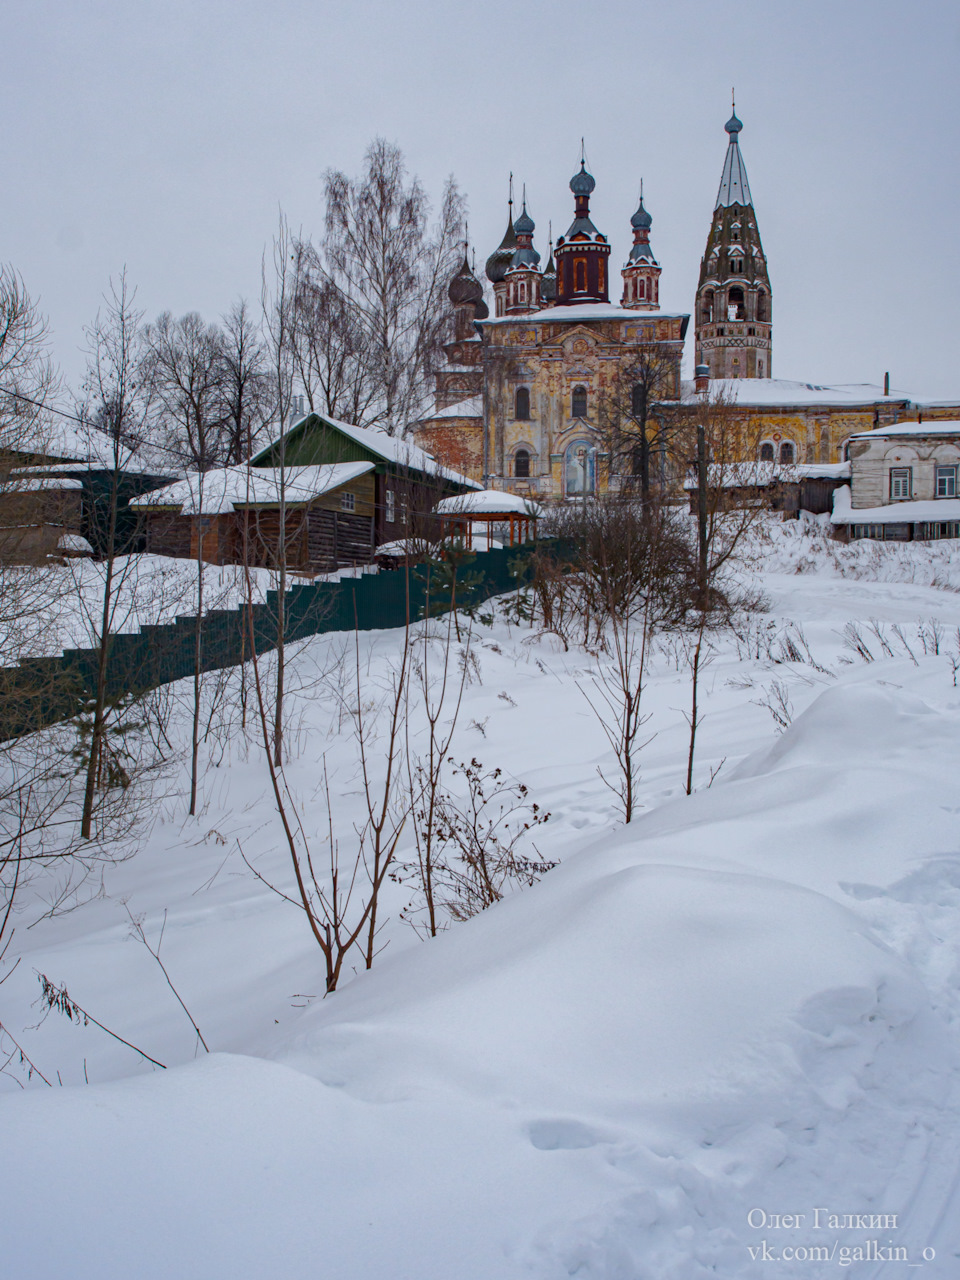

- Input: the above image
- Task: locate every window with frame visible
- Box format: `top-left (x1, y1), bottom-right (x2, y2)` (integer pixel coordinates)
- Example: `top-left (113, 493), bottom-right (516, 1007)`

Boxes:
top-left (631, 383), bottom-right (645, 418)
top-left (779, 441), bottom-right (795, 465)
top-left (515, 386), bottom-right (530, 420)
top-left (759, 441), bottom-right (775, 462)
top-left (936, 464), bottom-right (957, 498)
top-left (514, 448), bottom-right (530, 478)
top-left (340, 491), bottom-right (356, 512)
top-left (572, 385), bottom-right (588, 418)
top-left (890, 467), bottom-right (912, 500)
top-left (574, 258), bottom-right (587, 292)
top-left (385, 489), bottom-right (396, 523)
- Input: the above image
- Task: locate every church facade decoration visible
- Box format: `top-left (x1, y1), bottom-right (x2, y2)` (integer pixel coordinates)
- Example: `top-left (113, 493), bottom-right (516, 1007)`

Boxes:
top-left (416, 161), bottom-right (688, 498)
top-left (414, 108), bottom-right (960, 495)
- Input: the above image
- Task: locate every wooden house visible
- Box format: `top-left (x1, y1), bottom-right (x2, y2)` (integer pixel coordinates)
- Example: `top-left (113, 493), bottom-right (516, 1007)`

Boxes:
top-left (250, 413), bottom-right (481, 549)
top-left (130, 462), bottom-right (379, 573)
top-left (0, 477), bottom-right (84, 563)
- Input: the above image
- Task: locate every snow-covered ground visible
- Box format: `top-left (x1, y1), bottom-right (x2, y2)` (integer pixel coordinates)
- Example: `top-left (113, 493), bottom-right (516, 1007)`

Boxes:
top-left (4, 517), bottom-right (960, 1278)
top-left (1, 555), bottom-right (287, 667)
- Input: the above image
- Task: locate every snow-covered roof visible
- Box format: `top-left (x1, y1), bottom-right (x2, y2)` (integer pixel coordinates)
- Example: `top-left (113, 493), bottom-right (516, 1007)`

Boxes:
top-left (5, 476), bottom-right (83, 491)
top-left (794, 461), bottom-right (851, 480)
top-left (681, 460), bottom-right (850, 491)
top-left (850, 419), bottom-right (960, 439)
top-left (57, 533), bottom-right (93, 553)
top-left (422, 396), bottom-right (483, 421)
top-left (831, 484), bottom-right (960, 524)
top-left (681, 379), bottom-right (918, 408)
top-left (256, 414), bottom-right (481, 490)
top-left (435, 490), bottom-right (543, 517)
top-left (683, 461), bottom-right (778, 490)
top-left (479, 303), bottom-right (688, 326)
top-left (129, 463), bottom-right (374, 515)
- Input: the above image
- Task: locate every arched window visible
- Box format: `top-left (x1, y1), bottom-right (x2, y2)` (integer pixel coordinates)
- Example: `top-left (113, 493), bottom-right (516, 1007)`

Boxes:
top-left (759, 442), bottom-right (775, 462)
top-left (779, 441), bottom-right (795, 465)
top-left (519, 281), bottom-right (527, 302)
top-left (727, 287), bottom-right (745, 320)
top-left (572, 385), bottom-right (588, 418)
top-left (496, 295), bottom-right (504, 317)
top-left (515, 387), bottom-right (530, 420)
top-left (637, 278), bottom-right (646, 299)
top-left (701, 289), bottom-right (714, 323)
top-left (757, 290), bottom-right (768, 321)
top-left (514, 449), bottom-right (530, 479)
top-left (574, 258), bottom-right (587, 292)
top-left (631, 383), bottom-right (646, 418)
top-left (598, 259), bottom-right (605, 292)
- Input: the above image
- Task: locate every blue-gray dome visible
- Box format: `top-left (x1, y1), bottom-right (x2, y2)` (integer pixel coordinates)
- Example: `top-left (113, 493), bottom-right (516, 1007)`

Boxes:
top-left (630, 196), bottom-right (652, 231)
top-left (725, 111), bottom-right (743, 137)
top-left (570, 161), bottom-right (596, 196)
top-left (514, 201), bottom-right (535, 235)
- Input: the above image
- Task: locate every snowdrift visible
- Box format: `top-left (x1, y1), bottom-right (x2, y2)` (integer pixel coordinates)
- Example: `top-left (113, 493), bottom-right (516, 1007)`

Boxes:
top-left (5, 678), bottom-right (960, 1278)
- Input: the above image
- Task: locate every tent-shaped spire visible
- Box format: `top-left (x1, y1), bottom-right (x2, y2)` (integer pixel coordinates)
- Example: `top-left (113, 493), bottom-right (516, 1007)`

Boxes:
top-left (715, 108), bottom-right (753, 209)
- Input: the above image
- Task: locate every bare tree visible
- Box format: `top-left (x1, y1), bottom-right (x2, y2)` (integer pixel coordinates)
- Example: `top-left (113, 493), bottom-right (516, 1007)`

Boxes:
top-left (145, 312), bottom-right (228, 471)
top-left (683, 385), bottom-right (768, 791)
top-left (220, 299), bottom-right (271, 465)
top-left (259, 218), bottom-right (298, 765)
top-left (288, 240), bottom-right (377, 426)
top-left (595, 343), bottom-right (683, 496)
top-left (321, 139), bottom-right (465, 432)
top-left (77, 271), bottom-right (156, 841)
top-left (144, 311), bottom-right (228, 815)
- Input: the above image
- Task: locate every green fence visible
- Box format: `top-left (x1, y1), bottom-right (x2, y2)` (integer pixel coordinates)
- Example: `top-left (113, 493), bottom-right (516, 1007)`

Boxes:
top-left (0, 544), bottom-right (544, 741)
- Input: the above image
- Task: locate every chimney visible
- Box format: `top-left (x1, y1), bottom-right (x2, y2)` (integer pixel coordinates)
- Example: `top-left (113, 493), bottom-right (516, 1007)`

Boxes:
top-left (883, 371), bottom-right (890, 396)
top-left (694, 363), bottom-right (710, 395)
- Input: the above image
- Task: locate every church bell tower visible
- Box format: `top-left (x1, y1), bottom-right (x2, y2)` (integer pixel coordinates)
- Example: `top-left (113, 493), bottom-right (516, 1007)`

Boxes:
top-left (695, 106), bottom-right (772, 378)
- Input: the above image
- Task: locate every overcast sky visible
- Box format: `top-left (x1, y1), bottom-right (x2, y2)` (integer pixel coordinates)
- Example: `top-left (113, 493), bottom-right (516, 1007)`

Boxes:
top-left (4, 0), bottom-right (959, 398)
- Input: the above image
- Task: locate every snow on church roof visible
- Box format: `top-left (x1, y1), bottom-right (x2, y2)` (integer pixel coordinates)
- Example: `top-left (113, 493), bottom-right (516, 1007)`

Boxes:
top-left (480, 303), bottom-right (689, 326)
top-left (422, 396), bottom-right (483, 421)
top-left (680, 379), bottom-right (917, 408)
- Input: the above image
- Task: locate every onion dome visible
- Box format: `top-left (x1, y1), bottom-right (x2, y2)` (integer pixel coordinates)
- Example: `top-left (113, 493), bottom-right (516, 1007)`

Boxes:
top-left (569, 160), bottom-right (596, 196)
top-left (725, 110), bottom-right (743, 137)
top-left (513, 201), bottom-right (535, 236)
top-left (448, 250), bottom-right (484, 306)
top-left (508, 198), bottom-right (541, 271)
top-left (485, 208), bottom-right (517, 283)
top-left (474, 297), bottom-right (489, 320)
top-left (630, 196), bottom-right (652, 232)
top-left (628, 193), bottom-right (656, 264)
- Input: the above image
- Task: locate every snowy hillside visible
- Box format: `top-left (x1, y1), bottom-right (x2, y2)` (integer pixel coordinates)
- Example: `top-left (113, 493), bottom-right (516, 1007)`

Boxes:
top-left (4, 518), bottom-right (960, 1278)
